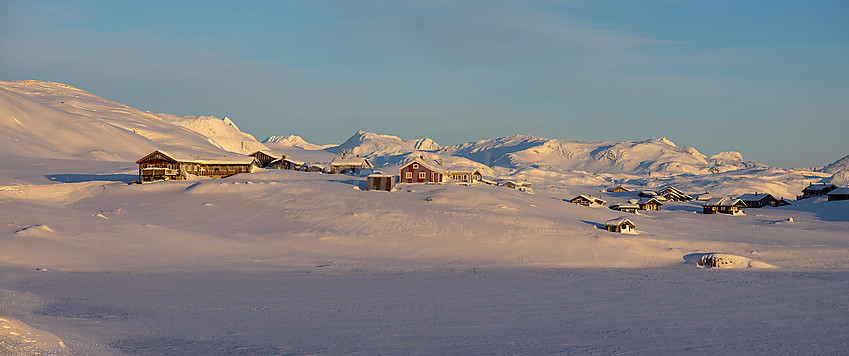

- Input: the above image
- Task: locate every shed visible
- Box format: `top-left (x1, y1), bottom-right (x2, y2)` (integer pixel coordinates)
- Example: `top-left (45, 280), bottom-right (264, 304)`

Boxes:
top-left (366, 174), bottom-right (395, 191)
top-left (605, 218), bottom-right (636, 234)
top-left (328, 156), bottom-right (374, 175)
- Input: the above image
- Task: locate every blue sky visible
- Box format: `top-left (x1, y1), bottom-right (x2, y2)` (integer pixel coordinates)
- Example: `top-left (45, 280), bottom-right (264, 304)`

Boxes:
top-left (2, 0), bottom-right (847, 168)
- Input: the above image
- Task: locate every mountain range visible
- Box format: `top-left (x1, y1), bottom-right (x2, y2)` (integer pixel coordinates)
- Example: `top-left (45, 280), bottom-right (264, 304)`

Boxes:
top-left (1, 79), bottom-right (846, 197)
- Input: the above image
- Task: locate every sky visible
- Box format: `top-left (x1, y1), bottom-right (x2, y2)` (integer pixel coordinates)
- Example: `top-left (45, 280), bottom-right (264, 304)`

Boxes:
top-left (1, 0), bottom-right (847, 168)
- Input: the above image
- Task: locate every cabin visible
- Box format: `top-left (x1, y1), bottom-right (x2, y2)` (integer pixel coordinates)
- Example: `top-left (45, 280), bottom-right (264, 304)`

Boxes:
top-left (608, 185), bottom-right (630, 192)
top-left (694, 192), bottom-right (713, 201)
top-left (400, 157), bottom-right (447, 184)
top-left (305, 163), bottom-right (326, 173)
top-left (502, 181), bottom-right (532, 191)
top-left (136, 150), bottom-right (258, 182)
top-left (637, 190), bottom-right (658, 198)
top-left (569, 195), bottom-right (607, 207)
top-left (328, 156), bottom-right (374, 175)
top-left (605, 218), bottom-right (636, 234)
top-left (637, 197), bottom-right (663, 211)
top-left (738, 193), bottom-right (789, 208)
top-left (609, 203), bottom-right (639, 214)
top-left (269, 157), bottom-right (304, 170)
top-left (249, 150), bottom-right (280, 168)
top-left (366, 174), bottom-right (395, 191)
top-left (448, 169), bottom-right (483, 183)
top-left (827, 187), bottom-right (849, 201)
top-left (657, 186), bottom-right (692, 201)
top-left (703, 197), bottom-right (746, 215)
top-left (797, 183), bottom-right (838, 200)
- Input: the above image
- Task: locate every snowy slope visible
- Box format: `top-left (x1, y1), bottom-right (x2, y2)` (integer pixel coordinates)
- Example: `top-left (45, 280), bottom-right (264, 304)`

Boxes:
top-left (0, 80), bottom-right (266, 160)
top-left (263, 134), bottom-right (333, 150)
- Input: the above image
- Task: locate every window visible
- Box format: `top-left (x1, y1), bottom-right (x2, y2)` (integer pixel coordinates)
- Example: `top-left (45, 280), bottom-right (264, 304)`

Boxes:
top-left (412, 163), bottom-right (419, 169)
top-left (406, 172), bottom-right (412, 179)
top-left (419, 172), bottom-right (426, 179)
top-left (463, 175), bottom-right (468, 180)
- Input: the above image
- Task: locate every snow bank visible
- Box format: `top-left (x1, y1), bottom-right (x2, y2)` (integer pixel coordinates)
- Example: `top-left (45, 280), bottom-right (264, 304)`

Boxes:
top-left (685, 253), bottom-right (777, 269)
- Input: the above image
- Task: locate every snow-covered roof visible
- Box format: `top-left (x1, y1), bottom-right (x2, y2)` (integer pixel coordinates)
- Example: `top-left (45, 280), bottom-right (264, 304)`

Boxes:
top-left (572, 195), bottom-right (606, 204)
top-left (136, 150), bottom-right (257, 165)
top-left (827, 187), bottom-right (849, 195)
top-left (605, 218), bottom-right (635, 227)
top-left (738, 193), bottom-right (776, 201)
top-left (403, 157), bottom-right (446, 173)
top-left (329, 157), bottom-right (373, 167)
top-left (637, 197), bottom-right (663, 205)
top-left (249, 150), bottom-right (281, 158)
top-left (614, 203), bottom-right (640, 209)
top-left (703, 197), bottom-right (746, 207)
top-left (367, 173), bottom-right (394, 178)
top-left (283, 157), bottom-right (305, 165)
top-left (803, 184), bottom-right (837, 192)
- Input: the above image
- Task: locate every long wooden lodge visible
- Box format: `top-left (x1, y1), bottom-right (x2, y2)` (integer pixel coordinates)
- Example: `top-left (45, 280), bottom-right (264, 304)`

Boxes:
top-left (136, 150), bottom-right (259, 182)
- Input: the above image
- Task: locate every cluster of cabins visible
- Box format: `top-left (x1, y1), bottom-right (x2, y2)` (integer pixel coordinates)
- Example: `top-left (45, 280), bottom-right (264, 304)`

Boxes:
top-left (135, 150), bottom-right (516, 192)
top-left (136, 149), bottom-right (377, 182)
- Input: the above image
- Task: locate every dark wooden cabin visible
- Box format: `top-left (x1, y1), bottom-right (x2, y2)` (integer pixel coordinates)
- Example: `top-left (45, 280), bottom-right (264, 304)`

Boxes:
top-left (136, 150), bottom-right (258, 182)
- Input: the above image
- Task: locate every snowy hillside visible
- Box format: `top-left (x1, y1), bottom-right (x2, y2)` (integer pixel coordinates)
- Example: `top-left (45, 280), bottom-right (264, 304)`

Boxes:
top-left (0, 80), bottom-right (267, 161)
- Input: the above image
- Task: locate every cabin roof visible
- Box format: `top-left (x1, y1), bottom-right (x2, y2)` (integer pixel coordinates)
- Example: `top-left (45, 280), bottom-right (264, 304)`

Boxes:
top-left (329, 157), bottom-right (373, 167)
top-left (136, 150), bottom-right (256, 165)
top-left (827, 187), bottom-right (849, 195)
top-left (738, 193), bottom-right (776, 201)
top-left (637, 197), bottom-right (663, 205)
top-left (572, 195), bottom-right (606, 204)
top-left (605, 217), bottom-right (635, 227)
top-left (403, 157), bottom-right (446, 173)
top-left (703, 197), bottom-right (746, 207)
top-left (804, 183), bottom-right (837, 192)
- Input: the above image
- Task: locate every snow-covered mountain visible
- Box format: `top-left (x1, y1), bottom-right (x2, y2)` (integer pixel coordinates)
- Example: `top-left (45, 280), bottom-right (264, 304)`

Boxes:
top-left (263, 135), bottom-right (332, 150)
top-left (439, 135), bottom-right (747, 176)
top-left (2, 79), bottom-right (840, 198)
top-left (0, 80), bottom-right (268, 161)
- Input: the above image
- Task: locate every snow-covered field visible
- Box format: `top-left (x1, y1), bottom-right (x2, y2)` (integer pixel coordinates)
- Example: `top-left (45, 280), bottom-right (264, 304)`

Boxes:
top-left (2, 80), bottom-right (849, 354)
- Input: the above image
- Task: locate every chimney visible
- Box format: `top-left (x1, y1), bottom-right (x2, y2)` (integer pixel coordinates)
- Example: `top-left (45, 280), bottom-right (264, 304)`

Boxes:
top-left (420, 155), bottom-right (424, 160)
top-left (342, 151), bottom-right (347, 159)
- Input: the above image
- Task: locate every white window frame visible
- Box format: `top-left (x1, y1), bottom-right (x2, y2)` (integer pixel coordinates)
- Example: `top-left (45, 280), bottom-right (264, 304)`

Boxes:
top-left (405, 172), bottom-right (412, 179)
top-left (412, 163), bottom-right (419, 169)
top-left (419, 171), bottom-right (426, 179)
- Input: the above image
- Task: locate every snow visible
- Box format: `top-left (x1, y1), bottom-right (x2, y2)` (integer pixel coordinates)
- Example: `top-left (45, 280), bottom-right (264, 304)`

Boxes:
top-left (1, 80), bottom-right (849, 354)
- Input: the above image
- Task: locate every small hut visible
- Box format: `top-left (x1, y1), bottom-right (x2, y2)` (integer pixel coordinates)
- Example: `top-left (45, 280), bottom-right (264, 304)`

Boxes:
top-left (569, 195), bottom-right (607, 207)
top-left (608, 185), bottom-right (630, 192)
top-left (637, 197), bottom-right (663, 211)
top-left (609, 203), bottom-right (639, 214)
top-left (366, 174), bottom-right (395, 192)
top-left (703, 197), bottom-right (746, 215)
top-left (605, 218), bottom-right (636, 234)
